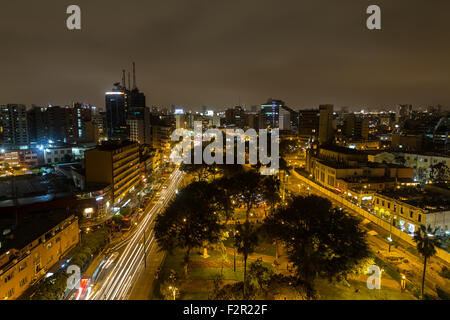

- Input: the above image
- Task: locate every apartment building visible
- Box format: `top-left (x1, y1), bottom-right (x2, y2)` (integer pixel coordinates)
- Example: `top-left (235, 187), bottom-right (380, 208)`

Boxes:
top-left (0, 214), bottom-right (79, 300)
top-left (373, 188), bottom-right (450, 236)
top-left (85, 141), bottom-right (140, 205)
top-left (370, 151), bottom-right (450, 182)
top-left (0, 104), bottom-right (29, 146)
top-left (43, 145), bottom-right (73, 164)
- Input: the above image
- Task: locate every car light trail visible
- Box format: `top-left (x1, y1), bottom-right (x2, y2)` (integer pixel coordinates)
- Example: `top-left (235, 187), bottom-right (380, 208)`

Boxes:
top-left (84, 167), bottom-right (183, 300)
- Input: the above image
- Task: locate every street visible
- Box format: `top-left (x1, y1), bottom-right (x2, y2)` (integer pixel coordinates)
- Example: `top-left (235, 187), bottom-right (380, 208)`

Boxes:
top-left (73, 167), bottom-right (184, 300)
top-left (286, 171), bottom-right (450, 298)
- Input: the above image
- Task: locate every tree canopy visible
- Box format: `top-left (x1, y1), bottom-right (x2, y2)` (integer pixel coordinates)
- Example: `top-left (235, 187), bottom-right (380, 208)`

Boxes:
top-left (154, 181), bottom-right (223, 275)
top-left (263, 195), bottom-right (370, 299)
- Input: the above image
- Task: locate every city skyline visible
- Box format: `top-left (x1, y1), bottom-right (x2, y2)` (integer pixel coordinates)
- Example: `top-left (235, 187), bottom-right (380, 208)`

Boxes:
top-left (2, 0), bottom-right (450, 306)
top-left (1, 1), bottom-right (450, 110)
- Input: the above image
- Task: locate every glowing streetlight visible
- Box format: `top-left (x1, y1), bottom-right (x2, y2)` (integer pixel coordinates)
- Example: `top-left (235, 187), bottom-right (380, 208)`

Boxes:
top-left (401, 274), bottom-right (406, 292)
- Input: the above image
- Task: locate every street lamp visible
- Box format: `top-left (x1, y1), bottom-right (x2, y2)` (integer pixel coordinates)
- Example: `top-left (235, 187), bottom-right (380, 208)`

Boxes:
top-left (168, 286), bottom-right (178, 300)
top-left (387, 236), bottom-right (393, 252)
top-left (388, 214), bottom-right (394, 252)
top-left (400, 274), bottom-right (406, 292)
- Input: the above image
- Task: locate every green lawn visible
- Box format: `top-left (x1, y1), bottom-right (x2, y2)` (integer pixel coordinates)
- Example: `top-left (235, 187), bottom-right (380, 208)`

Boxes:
top-left (315, 278), bottom-right (415, 300)
top-left (222, 225), bottom-right (277, 257)
top-left (158, 246), bottom-right (276, 300)
top-left (157, 206), bottom-right (417, 300)
top-left (162, 248), bottom-right (273, 282)
top-left (233, 209), bottom-right (247, 220)
top-left (158, 247), bottom-right (416, 300)
top-left (182, 291), bottom-right (210, 300)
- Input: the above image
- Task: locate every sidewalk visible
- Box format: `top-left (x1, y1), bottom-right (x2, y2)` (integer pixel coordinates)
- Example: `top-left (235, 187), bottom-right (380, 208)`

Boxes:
top-left (286, 171), bottom-right (450, 298)
top-left (83, 251), bottom-right (106, 279)
top-left (128, 245), bottom-right (166, 300)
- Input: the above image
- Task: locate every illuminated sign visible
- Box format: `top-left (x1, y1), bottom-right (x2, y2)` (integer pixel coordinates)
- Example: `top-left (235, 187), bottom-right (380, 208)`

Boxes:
top-left (106, 92), bottom-right (125, 95)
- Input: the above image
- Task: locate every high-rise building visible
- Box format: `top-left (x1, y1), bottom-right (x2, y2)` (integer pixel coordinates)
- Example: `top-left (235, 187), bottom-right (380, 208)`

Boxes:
top-left (152, 125), bottom-right (172, 150)
top-left (91, 112), bottom-right (107, 143)
top-left (27, 105), bottom-right (46, 144)
top-left (175, 113), bottom-right (186, 129)
top-left (105, 63), bottom-right (150, 143)
top-left (27, 105), bottom-right (66, 144)
top-left (127, 119), bottom-right (141, 144)
top-left (260, 99), bottom-right (298, 131)
top-left (0, 104), bottom-right (29, 146)
top-left (187, 113), bottom-right (195, 129)
top-left (298, 109), bottom-right (320, 141)
top-left (212, 114), bottom-right (221, 128)
top-left (225, 106), bottom-right (246, 128)
top-left (128, 62), bottom-right (146, 108)
top-left (85, 140), bottom-right (140, 205)
top-left (65, 103), bottom-right (94, 143)
top-left (343, 114), bottom-right (369, 140)
top-left (45, 106), bottom-right (67, 143)
top-left (399, 104), bottom-right (413, 120)
top-left (247, 113), bottom-right (260, 130)
top-left (260, 99), bottom-right (282, 129)
top-left (28, 104), bottom-right (98, 145)
top-left (105, 83), bottom-right (130, 141)
top-left (318, 104), bottom-right (334, 145)
top-left (127, 106), bottom-right (151, 144)
top-left (279, 108), bottom-right (291, 131)
top-left (129, 89), bottom-right (146, 110)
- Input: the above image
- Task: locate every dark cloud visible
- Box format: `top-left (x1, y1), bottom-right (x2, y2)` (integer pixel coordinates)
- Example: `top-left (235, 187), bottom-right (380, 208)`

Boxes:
top-left (1, 0), bottom-right (449, 110)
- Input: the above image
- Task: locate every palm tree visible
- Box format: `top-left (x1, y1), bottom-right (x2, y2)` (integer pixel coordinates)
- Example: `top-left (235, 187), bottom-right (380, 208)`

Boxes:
top-left (278, 158), bottom-right (292, 201)
top-left (233, 170), bottom-right (263, 220)
top-left (413, 225), bottom-right (440, 299)
top-left (234, 221), bottom-right (259, 299)
top-left (261, 176), bottom-right (281, 259)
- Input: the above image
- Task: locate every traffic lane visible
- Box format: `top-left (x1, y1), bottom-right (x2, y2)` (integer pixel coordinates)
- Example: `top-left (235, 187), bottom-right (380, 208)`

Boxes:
top-left (89, 168), bottom-right (183, 300)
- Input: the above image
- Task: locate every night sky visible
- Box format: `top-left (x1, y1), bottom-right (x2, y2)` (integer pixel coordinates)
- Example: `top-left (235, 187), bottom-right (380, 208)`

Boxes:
top-left (1, 0), bottom-right (450, 111)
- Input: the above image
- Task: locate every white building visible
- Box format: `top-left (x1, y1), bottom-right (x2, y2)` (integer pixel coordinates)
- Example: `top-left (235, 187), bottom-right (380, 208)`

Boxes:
top-left (43, 146), bottom-right (73, 164)
top-left (370, 151), bottom-right (450, 182)
top-left (279, 108), bottom-right (291, 131)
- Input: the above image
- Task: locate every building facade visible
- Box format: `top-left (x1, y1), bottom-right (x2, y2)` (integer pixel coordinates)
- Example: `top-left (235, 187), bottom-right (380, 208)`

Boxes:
top-left (105, 85), bottom-right (130, 141)
top-left (85, 141), bottom-right (140, 205)
top-left (373, 191), bottom-right (450, 237)
top-left (0, 215), bottom-right (79, 300)
top-left (0, 104), bottom-right (29, 146)
top-left (318, 104), bottom-right (334, 145)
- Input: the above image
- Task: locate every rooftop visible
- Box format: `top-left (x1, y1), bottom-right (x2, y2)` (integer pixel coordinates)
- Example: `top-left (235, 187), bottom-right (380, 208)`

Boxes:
top-left (316, 158), bottom-right (401, 170)
top-left (95, 140), bottom-right (137, 151)
top-left (340, 176), bottom-right (415, 184)
top-left (0, 173), bottom-right (74, 207)
top-left (320, 145), bottom-right (367, 155)
top-left (394, 150), bottom-right (450, 159)
top-left (378, 187), bottom-right (450, 213)
top-left (0, 211), bottom-right (75, 257)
